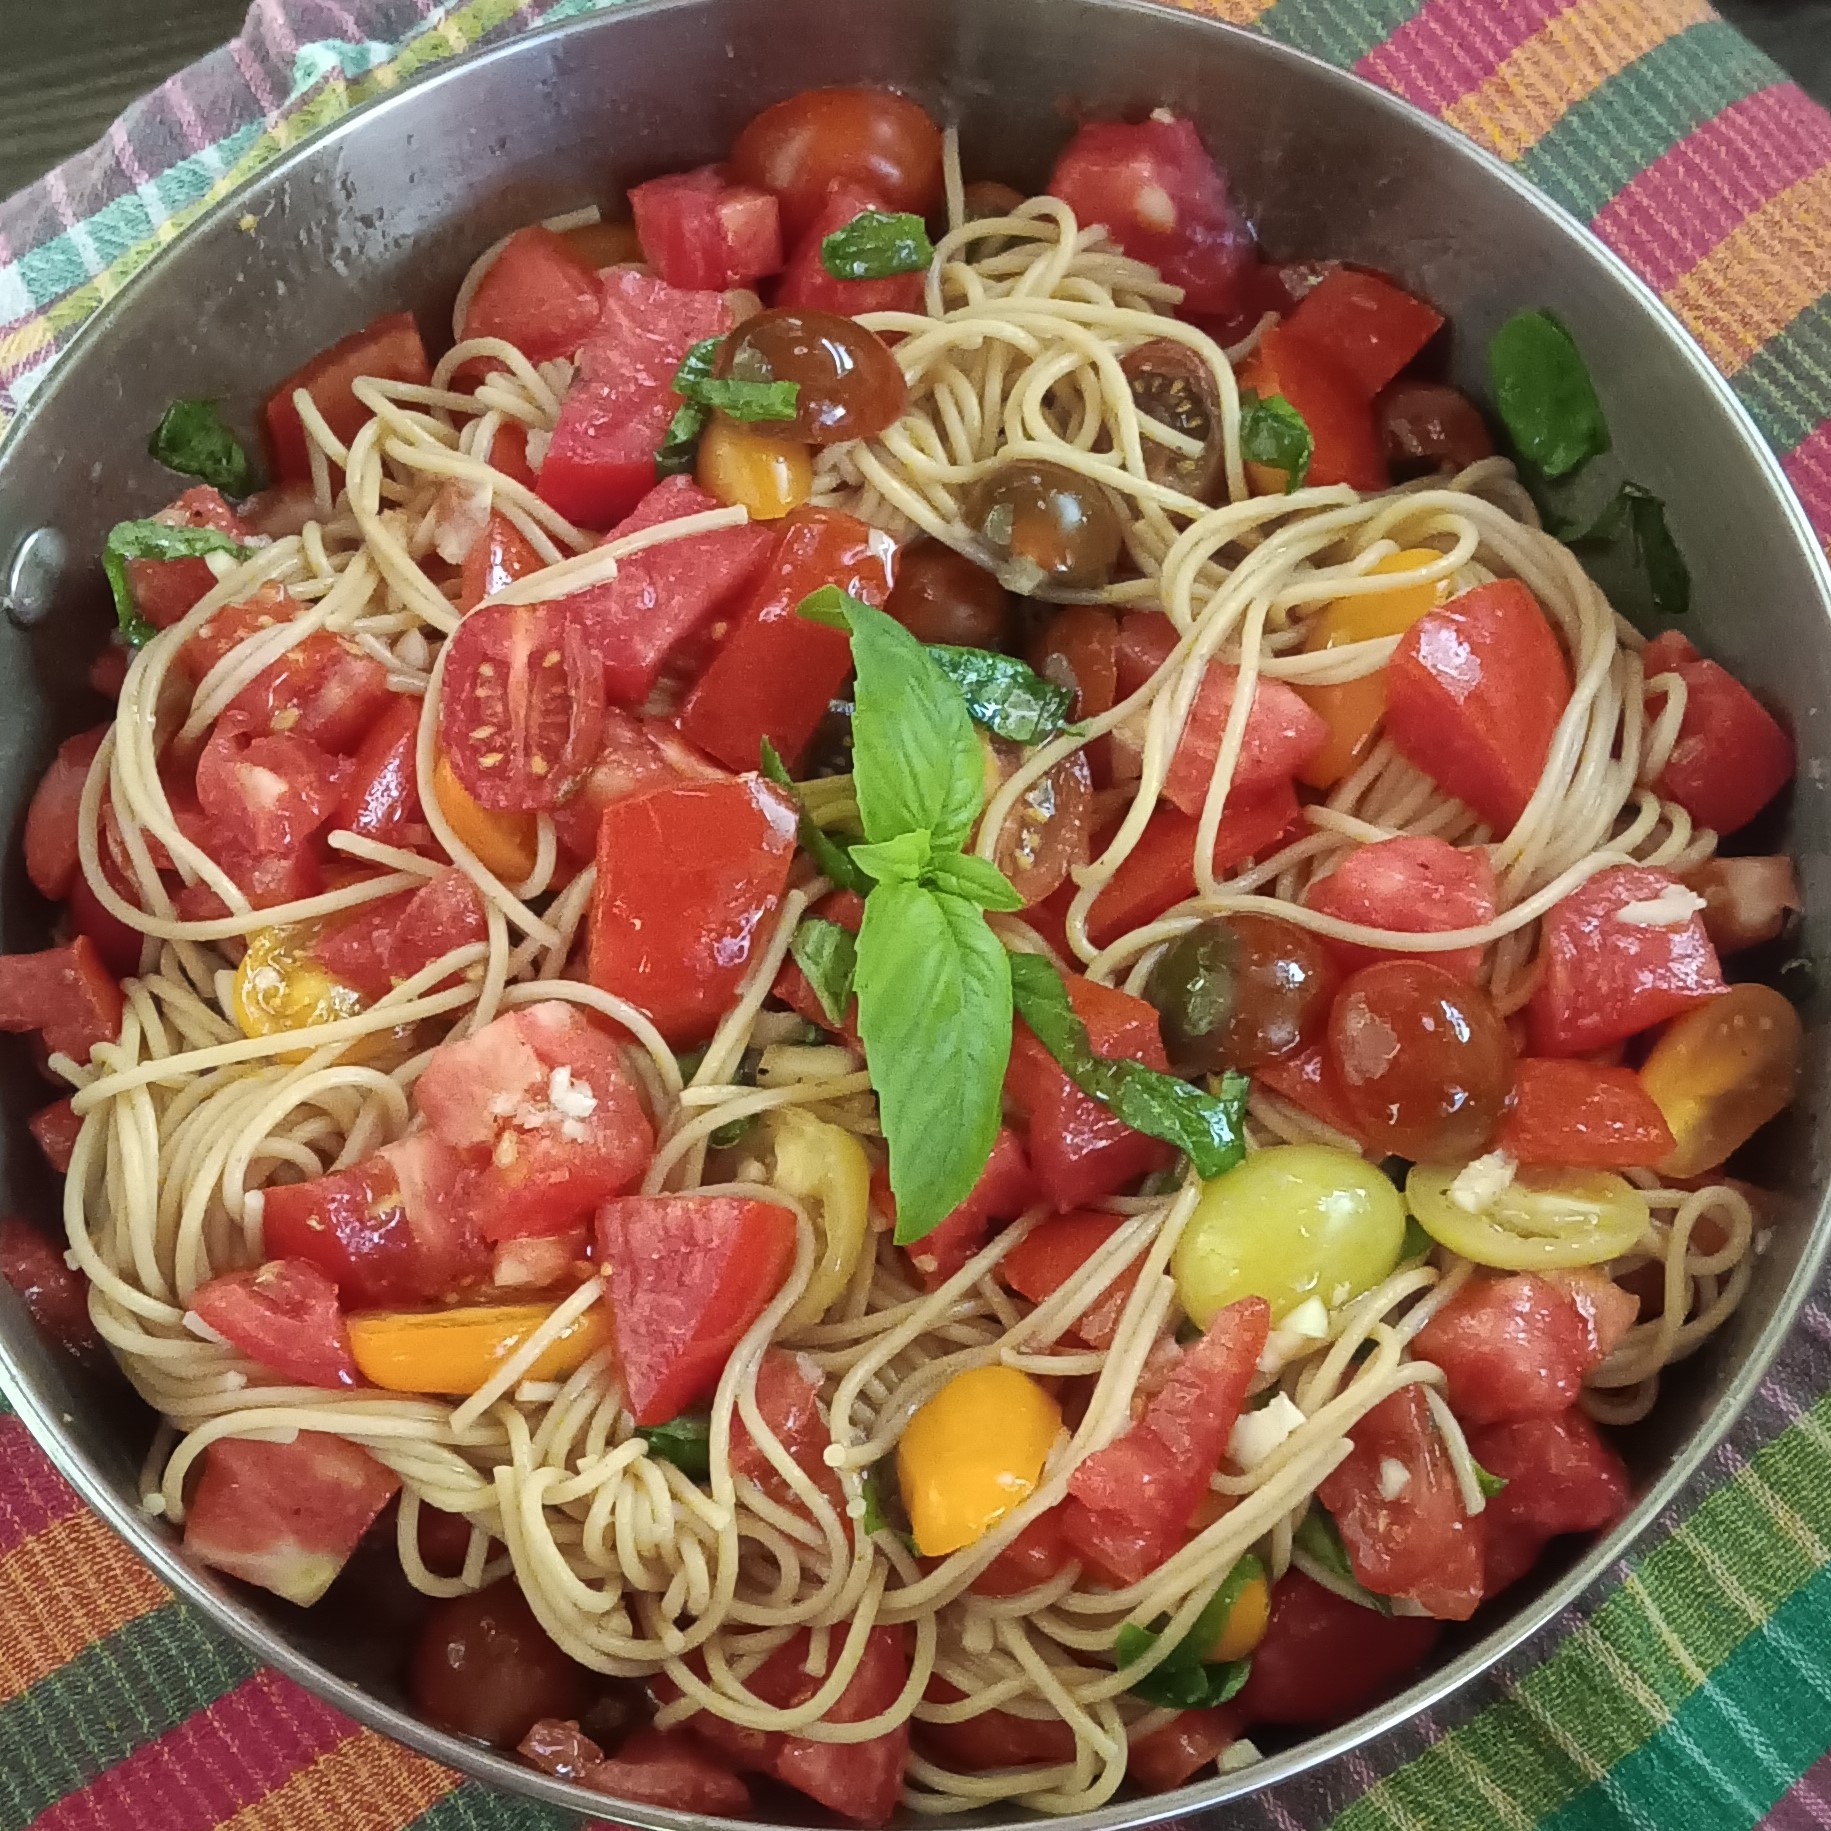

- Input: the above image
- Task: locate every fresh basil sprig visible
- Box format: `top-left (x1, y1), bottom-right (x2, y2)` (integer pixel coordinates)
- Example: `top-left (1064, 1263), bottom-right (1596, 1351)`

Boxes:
top-left (1008, 953), bottom-right (1248, 1179)
top-left (759, 738), bottom-right (872, 895)
top-left (1487, 309), bottom-right (1609, 481)
top-left (790, 916), bottom-right (858, 1026)
top-left (1293, 1504), bottom-right (1391, 1615)
top-left (148, 398), bottom-right (253, 497)
top-left (1114, 1553), bottom-right (1261, 1708)
top-left (101, 520), bottom-right (252, 646)
top-left (655, 335), bottom-right (799, 475)
top-left (637, 1414), bottom-right (712, 1479)
top-left (1568, 480), bottom-right (1690, 619)
top-left (928, 645), bottom-right (1076, 744)
top-left (820, 209), bottom-right (935, 282)
top-left (796, 586), bottom-right (1020, 1243)
top-left (1239, 389), bottom-right (1312, 492)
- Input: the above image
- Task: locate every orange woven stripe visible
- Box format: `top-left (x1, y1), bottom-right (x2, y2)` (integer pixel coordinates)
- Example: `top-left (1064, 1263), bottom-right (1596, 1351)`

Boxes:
top-left (0, 1509), bottom-right (165, 1701)
top-left (215, 1726), bottom-right (455, 1831)
top-left (1664, 164), bottom-right (1831, 373)
top-left (1153, 0), bottom-right (1280, 25)
top-left (1444, 0), bottom-right (1712, 162)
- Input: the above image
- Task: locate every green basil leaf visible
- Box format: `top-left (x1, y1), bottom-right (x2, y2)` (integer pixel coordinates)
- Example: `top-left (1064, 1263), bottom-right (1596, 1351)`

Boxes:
top-left (860, 1461), bottom-right (915, 1546)
top-left (1488, 309), bottom-right (1609, 481)
top-left (694, 377), bottom-right (800, 422)
top-left (1398, 1215), bottom-right (1435, 1264)
top-left (148, 399), bottom-right (253, 497)
top-left (101, 520), bottom-right (253, 647)
top-left (1293, 1504), bottom-right (1392, 1615)
top-left (856, 881), bottom-right (1011, 1243)
top-left (852, 828), bottom-right (933, 886)
top-left (790, 916), bottom-right (858, 1026)
top-left (820, 209), bottom-right (935, 282)
top-left (759, 738), bottom-right (873, 895)
top-left (708, 1115), bottom-right (755, 1149)
top-left (928, 644), bottom-right (1076, 744)
top-left (655, 398), bottom-right (709, 476)
top-left (1473, 1460), bottom-right (1508, 1500)
top-left (1007, 953), bottom-right (1248, 1180)
top-left (925, 849), bottom-right (1024, 912)
top-left (637, 1414), bottom-right (712, 1479)
top-left (1115, 1554), bottom-right (1261, 1708)
top-left (1239, 389), bottom-right (1312, 492)
top-left (673, 1045), bottom-right (709, 1084)
top-left (799, 589), bottom-right (984, 851)
top-left (673, 337), bottom-right (721, 392)
top-left (1568, 479), bottom-right (1691, 619)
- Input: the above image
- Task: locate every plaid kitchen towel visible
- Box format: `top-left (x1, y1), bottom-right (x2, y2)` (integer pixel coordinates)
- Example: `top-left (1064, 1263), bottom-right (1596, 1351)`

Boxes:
top-left (3, 0), bottom-right (1831, 1827)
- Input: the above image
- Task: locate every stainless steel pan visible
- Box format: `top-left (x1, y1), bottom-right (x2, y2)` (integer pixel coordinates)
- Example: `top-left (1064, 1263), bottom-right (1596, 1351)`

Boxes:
top-left (1, 0), bottom-right (1825, 1822)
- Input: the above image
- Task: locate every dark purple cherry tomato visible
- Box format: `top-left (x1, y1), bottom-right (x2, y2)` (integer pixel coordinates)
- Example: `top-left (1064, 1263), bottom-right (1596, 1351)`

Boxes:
top-left (410, 1579), bottom-right (591, 1747)
top-left (1120, 338), bottom-right (1225, 503)
top-left (968, 459), bottom-right (1123, 591)
top-left (887, 537), bottom-right (1014, 648)
top-left (719, 307), bottom-right (906, 444)
top-left (1376, 380), bottom-right (1494, 479)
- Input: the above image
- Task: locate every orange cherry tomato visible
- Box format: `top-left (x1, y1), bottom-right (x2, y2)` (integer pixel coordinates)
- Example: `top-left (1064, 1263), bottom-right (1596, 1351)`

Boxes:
top-left (694, 414), bottom-right (813, 521)
top-left (431, 752), bottom-right (539, 882)
top-left (1638, 982), bottom-right (1802, 1178)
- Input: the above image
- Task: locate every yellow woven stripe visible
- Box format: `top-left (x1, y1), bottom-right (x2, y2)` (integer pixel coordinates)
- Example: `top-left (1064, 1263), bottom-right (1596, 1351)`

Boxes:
top-left (1156, 0), bottom-right (1281, 22)
top-left (1444, 0), bottom-right (1713, 163)
top-left (0, 1510), bottom-right (166, 1703)
top-left (1664, 164), bottom-right (1831, 373)
top-left (216, 1726), bottom-right (455, 1831)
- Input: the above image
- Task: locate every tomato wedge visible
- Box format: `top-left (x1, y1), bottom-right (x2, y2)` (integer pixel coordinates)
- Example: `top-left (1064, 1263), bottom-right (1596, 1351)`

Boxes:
top-left (0, 937), bottom-right (124, 1059)
top-left (631, 164), bottom-right (784, 290)
top-left (895, 1126), bottom-right (1036, 1290)
top-left (1279, 267), bottom-right (1444, 399)
top-left (458, 225), bottom-right (602, 365)
top-left (1303, 835), bottom-right (1496, 981)
top-left (25, 726), bottom-right (107, 901)
top-left (1238, 325), bottom-right (1386, 491)
top-left (458, 510), bottom-right (544, 614)
top-left (334, 693), bottom-right (427, 848)
top-left (550, 708), bottom-right (727, 866)
top-left (1468, 1408), bottom-right (1631, 1595)
top-left (437, 602), bottom-right (605, 813)
top-left (264, 311), bottom-right (430, 487)
top-left (999, 1209), bottom-right (1145, 1349)
top-left (188, 1259), bottom-right (359, 1389)
top-left (1495, 1057), bottom-right (1675, 1168)
top-left (0, 1213), bottom-right (96, 1348)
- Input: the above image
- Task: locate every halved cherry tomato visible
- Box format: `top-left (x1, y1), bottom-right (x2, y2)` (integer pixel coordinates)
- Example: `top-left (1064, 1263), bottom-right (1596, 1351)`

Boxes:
top-left (334, 694), bottom-right (426, 847)
top-left (458, 226), bottom-right (603, 365)
top-left (429, 753), bottom-right (538, 881)
top-left (1304, 835), bottom-right (1496, 981)
top-left (719, 308), bottom-right (906, 444)
top-left (1638, 981), bottom-right (1802, 1178)
top-left (999, 1209), bottom-right (1144, 1349)
top-left (1279, 267), bottom-right (1443, 400)
top-left (231, 925), bottom-right (365, 1047)
top-left (630, 165), bottom-right (784, 291)
top-left (25, 726), bottom-right (106, 901)
top-left (1496, 1058), bottom-right (1675, 1168)
top-left (124, 487), bottom-right (252, 631)
top-left (990, 744), bottom-right (1093, 908)
top-left (411, 1581), bottom-right (590, 1748)
top-left (1061, 1296), bottom-right (1270, 1583)
top-left (1122, 338), bottom-right (1226, 502)
top-left (731, 87), bottom-right (944, 240)
top-left (1328, 960), bottom-right (1514, 1160)
top-left (774, 180), bottom-right (928, 316)
top-left (1467, 1409), bottom-right (1631, 1595)
top-left (189, 1259), bottom-right (359, 1388)
top-left (1238, 324), bottom-right (1385, 492)
top-left (437, 602), bottom-right (604, 812)
top-left (589, 774), bottom-right (798, 1045)
top-left (695, 415), bottom-right (814, 520)
top-left (969, 461), bottom-right (1122, 592)
top-left (1384, 579), bottom-right (1571, 833)
top-left (1377, 379), bottom-right (1494, 478)
top-left (888, 538), bottom-right (1013, 649)
top-left (595, 1193), bottom-right (798, 1423)
top-left (264, 311), bottom-right (431, 487)
top-left (0, 937), bottom-right (124, 1059)
top-left (347, 1299), bottom-right (606, 1394)
top-left (458, 509), bottom-right (544, 613)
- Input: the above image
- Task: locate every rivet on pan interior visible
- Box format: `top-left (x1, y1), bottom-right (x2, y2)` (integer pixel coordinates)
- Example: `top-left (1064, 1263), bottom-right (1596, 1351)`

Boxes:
top-left (3, 527), bottom-right (66, 628)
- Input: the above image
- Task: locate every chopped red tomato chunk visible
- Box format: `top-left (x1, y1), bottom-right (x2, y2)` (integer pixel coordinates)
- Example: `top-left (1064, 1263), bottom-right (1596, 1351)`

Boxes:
top-left (896, 1126), bottom-right (1036, 1290)
top-left (0, 1214), bottom-right (96, 1349)
top-left (1060, 1295), bottom-right (1270, 1583)
top-left (549, 708), bottom-right (726, 866)
top-left (775, 181), bottom-right (927, 317)
top-left (1525, 864), bottom-right (1724, 1056)
top-left (264, 311), bottom-right (431, 487)
top-left (1128, 1704), bottom-right (1243, 1792)
top-left (310, 868), bottom-right (486, 1000)
top-left (28, 1098), bottom-right (82, 1175)
top-left (195, 720), bottom-right (350, 856)
top-left (1238, 324), bottom-right (1386, 492)
top-left (1303, 835), bottom-right (1496, 981)
top-left (188, 1258), bottom-right (359, 1389)
top-left (1468, 1408), bottom-right (1631, 1595)
top-left (1254, 1039), bottom-right (1366, 1143)
top-left (458, 225), bottom-right (603, 365)
top-left (631, 165), bottom-right (784, 291)
top-left (458, 509), bottom-right (545, 613)
top-left (125, 487), bottom-right (252, 631)
top-left (999, 1209), bottom-right (1145, 1349)
top-left (25, 726), bottom-right (107, 901)
top-left (773, 888), bottom-right (865, 1039)
top-left (226, 628), bottom-right (395, 756)
top-left (730, 1346), bottom-right (842, 1510)
top-left (334, 694), bottom-right (427, 849)
top-left (1495, 1058), bottom-right (1676, 1167)
top-left (584, 1725), bottom-right (755, 1815)
top-left (588, 774), bottom-right (797, 1046)
top-left (1279, 267), bottom-right (1444, 399)
top-left (0, 937), bottom-right (124, 1060)
top-left (595, 1193), bottom-right (799, 1423)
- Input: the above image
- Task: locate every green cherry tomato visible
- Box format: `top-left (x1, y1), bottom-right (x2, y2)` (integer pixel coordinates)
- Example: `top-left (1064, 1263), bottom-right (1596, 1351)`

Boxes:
top-left (1174, 1144), bottom-right (1407, 1327)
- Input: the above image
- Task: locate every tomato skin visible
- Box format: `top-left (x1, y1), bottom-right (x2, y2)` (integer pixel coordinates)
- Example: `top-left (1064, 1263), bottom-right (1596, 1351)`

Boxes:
top-left (1061, 1296), bottom-right (1269, 1584)
top-left (67, 861), bottom-right (145, 980)
top-left (595, 1193), bottom-right (799, 1424)
top-left (1495, 1057), bottom-right (1675, 1168)
top-left (1236, 1571), bottom-right (1439, 1728)
top-left (774, 179), bottom-right (927, 318)
top-left (731, 86), bottom-right (944, 241)
top-left (459, 225), bottom-right (603, 364)
top-left (195, 720), bottom-right (351, 856)
top-left (188, 1258), bottom-right (359, 1388)
top-left (538, 270), bottom-right (732, 529)
top-left (458, 509), bottom-right (544, 613)
top-left (730, 1346), bottom-right (842, 1510)
top-left (1128, 1705), bottom-right (1243, 1792)
top-left (1467, 1409), bottom-right (1631, 1596)
top-left (1377, 379), bottom-right (1494, 477)
top-left (551, 708), bottom-right (727, 866)
top-left (773, 888), bottom-right (866, 1040)
top-left (1239, 325), bottom-right (1386, 491)
top-left (1412, 1269), bottom-right (1636, 1427)
top-left (1317, 1386), bottom-right (1482, 1620)
top-left (589, 774), bottom-right (798, 1046)
top-left (998, 1209), bottom-right (1143, 1349)
top-left (1253, 1039), bottom-right (1366, 1143)
top-left (1304, 835), bottom-right (1496, 981)
top-left (0, 1213), bottom-right (96, 1348)
top-left (28, 1098), bottom-right (82, 1176)
top-left (264, 311), bottom-right (430, 487)
top-left (584, 1726), bottom-right (755, 1814)
top-left (1279, 267), bottom-right (1443, 399)
top-left (259, 1135), bottom-right (484, 1308)
top-left (632, 165), bottom-right (785, 291)
top-left (1047, 115), bottom-right (1254, 314)
top-left (1005, 975), bottom-right (1175, 1209)
top-left (124, 487), bottom-right (252, 632)
top-left (897, 1126), bottom-right (1036, 1290)
top-left (676, 506), bottom-right (896, 773)
top-left (566, 475), bottom-right (775, 704)
top-left (183, 1433), bottom-right (399, 1606)
top-left (1525, 865), bottom-right (1725, 1056)
top-left (411, 1579), bottom-right (591, 1748)
top-left (990, 744), bottom-right (1093, 909)
top-left (1328, 961), bottom-right (1515, 1161)
top-left (1384, 580), bottom-right (1572, 833)
top-left (309, 866), bottom-right (486, 1000)
top-left (26, 727), bottom-right (106, 902)
top-left (334, 694), bottom-right (426, 848)
top-left (1643, 631), bottom-right (1794, 835)
top-left (0, 937), bottom-right (124, 1060)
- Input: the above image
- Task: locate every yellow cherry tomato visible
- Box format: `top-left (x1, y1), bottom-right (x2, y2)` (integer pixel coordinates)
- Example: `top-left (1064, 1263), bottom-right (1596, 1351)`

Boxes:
top-left (1405, 1162), bottom-right (1649, 1270)
top-left (431, 752), bottom-right (539, 882)
top-left (1206, 1568), bottom-right (1271, 1662)
top-left (766, 1107), bottom-right (872, 1333)
top-left (348, 1300), bottom-right (608, 1395)
top-left (233, 926), bottom-right (366, 1060)
top-left (696, 414), bottom-right (813, 521)
top-left (1245, 460), bottom-right (1290, 498)
top-left (1297, 548), bottom-right (1447, 788)
top-left (1174, 1144), bottom-right (1406, 1327)
top-left (1639, 982), bottom-right (1803, 1179)
top-left (897, 1365), bottom-right (1061, 1557)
